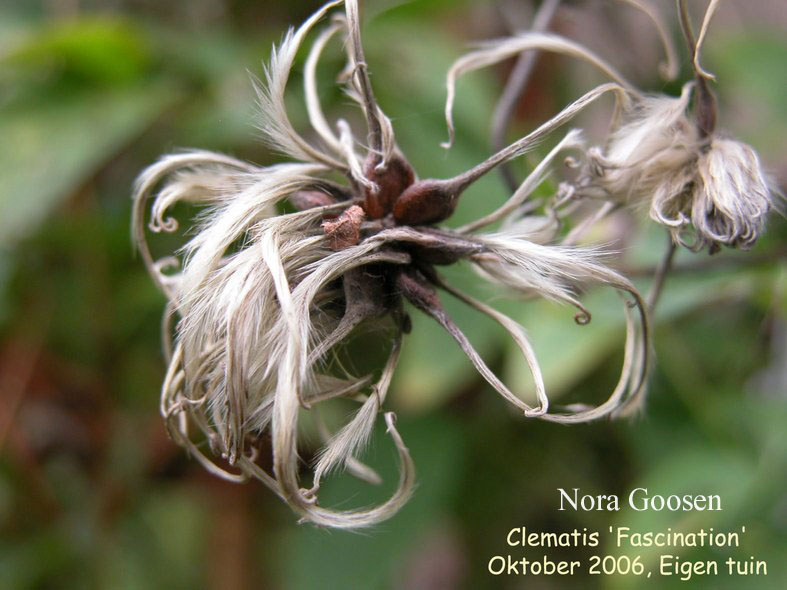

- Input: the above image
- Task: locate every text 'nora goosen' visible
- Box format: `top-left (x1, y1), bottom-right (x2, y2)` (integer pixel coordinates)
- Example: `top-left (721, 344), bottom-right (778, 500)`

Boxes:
top-left (558, 488), bottom-right (722, 512)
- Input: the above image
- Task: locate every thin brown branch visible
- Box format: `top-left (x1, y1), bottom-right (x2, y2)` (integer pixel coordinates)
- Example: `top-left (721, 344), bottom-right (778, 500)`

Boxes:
top-left (624, 247), bottom-right (787, 278)
top-left (646, 234), bottom-right (677, 311)
top-left (491, 0), bottom-right (562, 192)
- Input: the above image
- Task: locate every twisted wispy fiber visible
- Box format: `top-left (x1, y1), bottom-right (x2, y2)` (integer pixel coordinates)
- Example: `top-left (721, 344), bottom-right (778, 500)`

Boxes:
top-left (133, 0), bottom-right (656, 527)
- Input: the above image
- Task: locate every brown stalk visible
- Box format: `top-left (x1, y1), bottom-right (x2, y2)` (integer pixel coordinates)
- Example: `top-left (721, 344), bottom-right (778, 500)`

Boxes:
top-left (646, 234), bottom-right (677, 311)
top-left (491, 0), bottom-right (562, 192)
top-left (677, 0), bottom-right (716, 138)
top-left (396, 268), bottom-right (532, 414)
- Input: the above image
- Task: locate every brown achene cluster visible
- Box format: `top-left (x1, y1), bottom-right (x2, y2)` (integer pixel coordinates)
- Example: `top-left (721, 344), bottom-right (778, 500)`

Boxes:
top-left (313, 150), bottom-right (499, 320)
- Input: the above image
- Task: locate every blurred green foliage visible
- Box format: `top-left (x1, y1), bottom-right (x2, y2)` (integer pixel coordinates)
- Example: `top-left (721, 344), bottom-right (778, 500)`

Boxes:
top-left (1, 1), bottom-right (785, 589)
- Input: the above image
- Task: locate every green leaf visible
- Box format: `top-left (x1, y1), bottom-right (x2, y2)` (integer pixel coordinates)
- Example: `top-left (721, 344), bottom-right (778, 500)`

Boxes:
top-left (0, 81), bottom-right (182, 248)
top-left (1, 18), bottom-right (152, 87)
top-left (707, 33), bottom-right (787, 156)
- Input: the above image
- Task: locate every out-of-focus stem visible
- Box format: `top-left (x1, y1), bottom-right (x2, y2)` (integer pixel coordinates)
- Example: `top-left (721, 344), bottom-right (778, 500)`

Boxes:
top-left (491, 0), bottom-right (562, 192)
top-left (646, 235), bottom-right (677, 311)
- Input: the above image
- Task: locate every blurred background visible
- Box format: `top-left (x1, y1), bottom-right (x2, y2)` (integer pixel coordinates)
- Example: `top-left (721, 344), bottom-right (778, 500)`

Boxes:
top-left (1, 0), bottom-right (785, 588)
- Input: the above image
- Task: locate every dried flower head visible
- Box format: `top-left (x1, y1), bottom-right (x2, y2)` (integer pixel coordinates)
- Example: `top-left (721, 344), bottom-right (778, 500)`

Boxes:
top-left (562, 0), bottom-right (782, 252)
top-left (132, 0), bottom-right (664, 527)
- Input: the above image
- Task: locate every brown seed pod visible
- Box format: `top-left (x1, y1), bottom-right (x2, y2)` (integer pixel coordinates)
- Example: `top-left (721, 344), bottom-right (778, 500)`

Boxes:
top-left (362, 154), bottom-right (415, 218)
top-left (290, 190), bottom-right (339, 211)
top-left (393, 180), bottom-right (458, 226)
